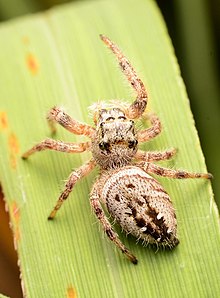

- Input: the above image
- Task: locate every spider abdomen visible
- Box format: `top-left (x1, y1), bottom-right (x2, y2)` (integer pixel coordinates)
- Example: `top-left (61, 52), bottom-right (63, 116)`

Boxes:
top-left (101, 166), bottom-right (179, 247)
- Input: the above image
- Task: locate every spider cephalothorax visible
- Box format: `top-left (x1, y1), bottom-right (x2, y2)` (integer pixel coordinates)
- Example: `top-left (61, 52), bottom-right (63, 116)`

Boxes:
top-left (91, 108), bottom-right (138, 169)
top-left (22, 35), bottom-right (212, 264)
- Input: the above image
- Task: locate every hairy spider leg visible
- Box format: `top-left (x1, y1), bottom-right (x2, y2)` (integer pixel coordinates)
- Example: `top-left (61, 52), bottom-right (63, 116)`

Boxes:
top-left (48, 159), bottom-right (96, 219)
top-left (47, 106), bottom-right (95, 137)
top-left (135, 148), bottom-right (177, 162)
top-left (141, 162), bottom-right (213, 179)
top-left (90, 181), bottom-right (138, 264)
top-left (22, 139), bottom-right (90, 159)
top-left (137, 113), bottom-right (161, 143)
top-left (100, 34), bottom-right (148, 119)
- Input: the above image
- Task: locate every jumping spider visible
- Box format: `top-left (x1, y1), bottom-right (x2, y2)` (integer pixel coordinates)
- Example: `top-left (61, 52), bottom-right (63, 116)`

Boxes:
top-left (22, 35), bottom-right (212, 264)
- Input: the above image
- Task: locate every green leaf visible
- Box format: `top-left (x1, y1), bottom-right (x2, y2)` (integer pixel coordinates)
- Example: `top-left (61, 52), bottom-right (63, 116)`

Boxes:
top-left (0, 0), bottom-right (219, 297)
top-left (0, 294), bottom-right (10, 298)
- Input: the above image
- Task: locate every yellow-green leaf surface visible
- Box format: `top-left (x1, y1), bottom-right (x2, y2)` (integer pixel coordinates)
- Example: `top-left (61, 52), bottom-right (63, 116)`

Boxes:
top-left (0, 294), bottom-right (10, 298)
top-left (0, 0), bottom-right (219, 297)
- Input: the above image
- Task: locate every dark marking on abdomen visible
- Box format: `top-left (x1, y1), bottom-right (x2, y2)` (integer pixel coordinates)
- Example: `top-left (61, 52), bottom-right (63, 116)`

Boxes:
top-left (126, 183), bottom-right (135, 189)
top-left (115, 194), bottom-right (120, 202)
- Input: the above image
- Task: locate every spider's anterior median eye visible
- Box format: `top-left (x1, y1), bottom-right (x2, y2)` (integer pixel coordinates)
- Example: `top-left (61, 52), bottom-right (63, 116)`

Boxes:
top-left (128, 140), bottom-right (138, 149)
top-left (99, 141), bottom-right (110, 151)
top-left (118, 116), bottom-right (126, 120)
top-left (106, 116), bottom-right (115, 121)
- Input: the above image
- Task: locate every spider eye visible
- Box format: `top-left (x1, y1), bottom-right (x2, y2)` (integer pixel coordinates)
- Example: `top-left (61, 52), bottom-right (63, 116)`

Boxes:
top-left (99, 141), bottom-right (110, 151)
top-left (106, 117), bottom-right (115, 121)
top-left (128, 140), bottom-right (138, 149)
top-left (118, 116), bottom-right (126, 120)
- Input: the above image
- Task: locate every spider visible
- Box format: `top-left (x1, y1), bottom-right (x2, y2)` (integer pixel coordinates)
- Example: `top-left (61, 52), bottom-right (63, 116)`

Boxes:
top-left (22, 35), bottom-right (212, 264)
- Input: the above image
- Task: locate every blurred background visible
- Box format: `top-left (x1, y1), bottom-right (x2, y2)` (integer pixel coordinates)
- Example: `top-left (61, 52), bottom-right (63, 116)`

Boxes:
top-left (0, 0), bottom-right (219, 297)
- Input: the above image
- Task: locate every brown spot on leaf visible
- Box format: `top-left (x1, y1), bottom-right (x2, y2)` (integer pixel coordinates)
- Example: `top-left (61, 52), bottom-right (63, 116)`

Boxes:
top-left (67, 287), bottom-right (77, 298)
top-left (26, 53), bottom-right (39, 75)
top-left (22, 36), bottom-right (30, 45)
top-left (10, 201), bottom-right (21, 248)
top-left (0, 111), bottom-right (8, 130)
top-left (8, 132), bottom-right (20, 169)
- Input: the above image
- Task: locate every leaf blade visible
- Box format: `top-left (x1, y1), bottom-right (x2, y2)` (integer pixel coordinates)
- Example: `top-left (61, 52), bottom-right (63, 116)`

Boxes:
top-left (0, 0), bottom-right (219, 297)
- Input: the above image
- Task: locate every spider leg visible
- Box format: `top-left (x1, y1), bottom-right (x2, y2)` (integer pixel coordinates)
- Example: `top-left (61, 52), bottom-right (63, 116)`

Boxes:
top-left (100, 35), bottom-right (148, 119)
top-left (135, 148), bottom-right (177, 162)
top-left (138, 113), bottom-right (161, 143)
top-left (48, 159), bottom-right (96, 219)
top-left (90, 181), bottom-right (138, 264)
top-left (141, 162), bottom-right (212, 179)
top-left (47, 106), bottom-right (95, 137)
top-left (22, 138), bottom-right (91, 159)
